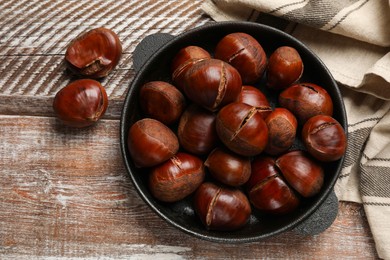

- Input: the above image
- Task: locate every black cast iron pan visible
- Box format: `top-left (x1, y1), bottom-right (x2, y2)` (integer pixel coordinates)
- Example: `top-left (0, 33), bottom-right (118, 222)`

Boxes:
top-left (120, 21), bottom-right (347, 243)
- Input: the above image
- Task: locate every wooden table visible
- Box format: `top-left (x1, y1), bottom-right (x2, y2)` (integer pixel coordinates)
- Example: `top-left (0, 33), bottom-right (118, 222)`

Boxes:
top-left (0, 0), bottom-right (380, 258)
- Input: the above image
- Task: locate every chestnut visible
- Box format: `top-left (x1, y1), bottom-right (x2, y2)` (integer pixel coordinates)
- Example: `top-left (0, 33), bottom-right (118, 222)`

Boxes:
top-left (53, 79), bottom-right (108, 128)
top-left (148, 152), bottom-right (205, 202)
top-left (276, 150), bottom-right (324, 198)
top-left (267, 46), bottom-right (303, 90)
top-left (171, 46), bottom-right (211, 91)
top-left (236, 85), bottom-right (272, 119)
top-left (193, 182), bottom-right (251, 231)
top-left (265, 108), bottom-right (297, 155)
top-left (205, 148), bottom-right (251, 187)
top-left (183, 59), bottom-right (242, 111)
top-left (302, 115), bottom-right (347, 162)
top-left (127, 118), bottom-right (179, 168)
top-left (216, 102), bottom-right (268, 157)
top-left (177, 104), bottom-right (218, 155)
top-left (246, 156), bottom-right (300, 214)
top-left (279, 83), bottom-right (333, 124)
top-left (139, 81), bottom-right (186, 125)
top-left (215, 32), bottom-right (267, 84)
top-left (65, 27), bottom-right (122, 78)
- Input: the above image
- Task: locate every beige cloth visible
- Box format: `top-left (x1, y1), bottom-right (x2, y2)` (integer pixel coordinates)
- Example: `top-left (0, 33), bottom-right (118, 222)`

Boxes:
top-left (202, 1), bottom-right (390, 259)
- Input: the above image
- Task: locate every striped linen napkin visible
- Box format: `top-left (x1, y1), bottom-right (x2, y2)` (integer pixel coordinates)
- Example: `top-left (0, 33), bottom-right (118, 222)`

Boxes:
top-left (202, 1), bottom-right (390, 259)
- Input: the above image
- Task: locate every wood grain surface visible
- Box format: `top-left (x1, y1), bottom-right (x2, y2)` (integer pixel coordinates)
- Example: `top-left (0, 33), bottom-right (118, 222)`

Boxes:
top-left (0, 0), bottom-right (380, 259)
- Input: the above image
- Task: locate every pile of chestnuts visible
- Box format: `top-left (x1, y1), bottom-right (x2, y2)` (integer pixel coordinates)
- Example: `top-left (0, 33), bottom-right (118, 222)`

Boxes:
top-left (53, 27), bottom-right (122, 127)
top-left (127, 32), bottom-right (347, 231)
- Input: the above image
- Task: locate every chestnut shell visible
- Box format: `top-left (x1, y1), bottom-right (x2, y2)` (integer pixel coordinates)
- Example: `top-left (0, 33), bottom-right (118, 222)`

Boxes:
top-left (215, 32), bottom-right (267, 84)
top-left (279, 83), bottom-right (333, 124)
top-left (193, 182), bottom-right (251, 231)
top-left (127, 118), bottom-right (179, 168)
top-left (139, 81), bottom-right (186, 125)
top-left (53, 79), bottom-right (108, 128)
top-left (177, 104), bottom-right (218, 155)
top-left (183, 59), bottom-right (242, 111)
top-left (148, 152), bottom-right (205, 202)
top-left (65, 27), bottom-right (122, 78)
top-left (216, 102), bottom-right (269, 157)
top-left (302, 115), bottom-right (347, 162)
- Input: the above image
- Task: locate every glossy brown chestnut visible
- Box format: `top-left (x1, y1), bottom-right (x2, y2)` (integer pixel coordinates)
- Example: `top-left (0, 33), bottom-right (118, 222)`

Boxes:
top-left (279, 83), bottom-right (333, 124)
top-left (246, 156), bottom-right (300, 214)
top-left (53, 79), bottom-right (108, 128)
top-left (65, 27), bottom-right (122, 78)
top-left (302, 115), bottom-right (347, 162)
top-left (139, 81), bottom-right (186, 125)
top-left (183, 59), bottom-right (242, 111)
top-left (216, 102), bottom-right (268, 157)
top-left (265, 108), bottom-right (297, 155)
top-left (127, 118), bottom-right (179, 168)
top-left (276, 150), bottom-right (324, 198)
top-left (171, 46), bottom-right (211, 91)
top-left (236, 85), bottom-right (272, 119)
top-left (215, 32), bottom-right (267, 84)
top-left (205, 148), bottom-right (251, 187)
top-left (148, 152), bottom-right (205, 202)
top-left (267, 46), bottom-right (303, 90)
top-left (177, 104), bottom-right (218, 155)
top-left (193, 182), bottom-right (251, 231)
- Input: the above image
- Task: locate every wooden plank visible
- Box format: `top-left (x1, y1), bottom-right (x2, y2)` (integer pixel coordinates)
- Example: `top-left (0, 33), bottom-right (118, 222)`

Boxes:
top-left (0, 116), bottom-right (379, 259)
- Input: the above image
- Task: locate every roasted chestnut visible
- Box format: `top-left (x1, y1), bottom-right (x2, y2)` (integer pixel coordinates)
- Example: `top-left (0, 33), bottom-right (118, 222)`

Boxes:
top-left (183, 59), bottom-right (242, 111)
top-left (148, 152), bottom-right (205, 202)
top-left (276, 150), bottom-right (324, 198)
top-left (246, 156), bottom-right (300, 214)
top-left (53, 79), bottom-right (108, 128)
top-left (171, 46), bottom-right (211, 91)
top-left (267, 46), bottom-right (303, 90)
top-left (193, 182), bottom-right (251, 231)
top-left (139, 81), bottom-right (186, 125)
top-left (279, 83), bottom-right (333, 124)
top-left (215, 32), bottom-right (267, 84)
top-left (65, 27), bottom-right (122, 78)
top-left (205, 148), bottom-right (251, 187)
top-left (127, 118), bottom-right (179, 168)
top-left (247, 150), bottom-right (323, 214)
top-left (302, 115), bottom-right (347, 162)
top-left (236, 85), bottom-right (272, 119)
top-left (216, 102), bottom-right (268, 157)
top-left (265, 108), bottom-right (297, 155)
top-left (177, 104), bottom-right (218, 155)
